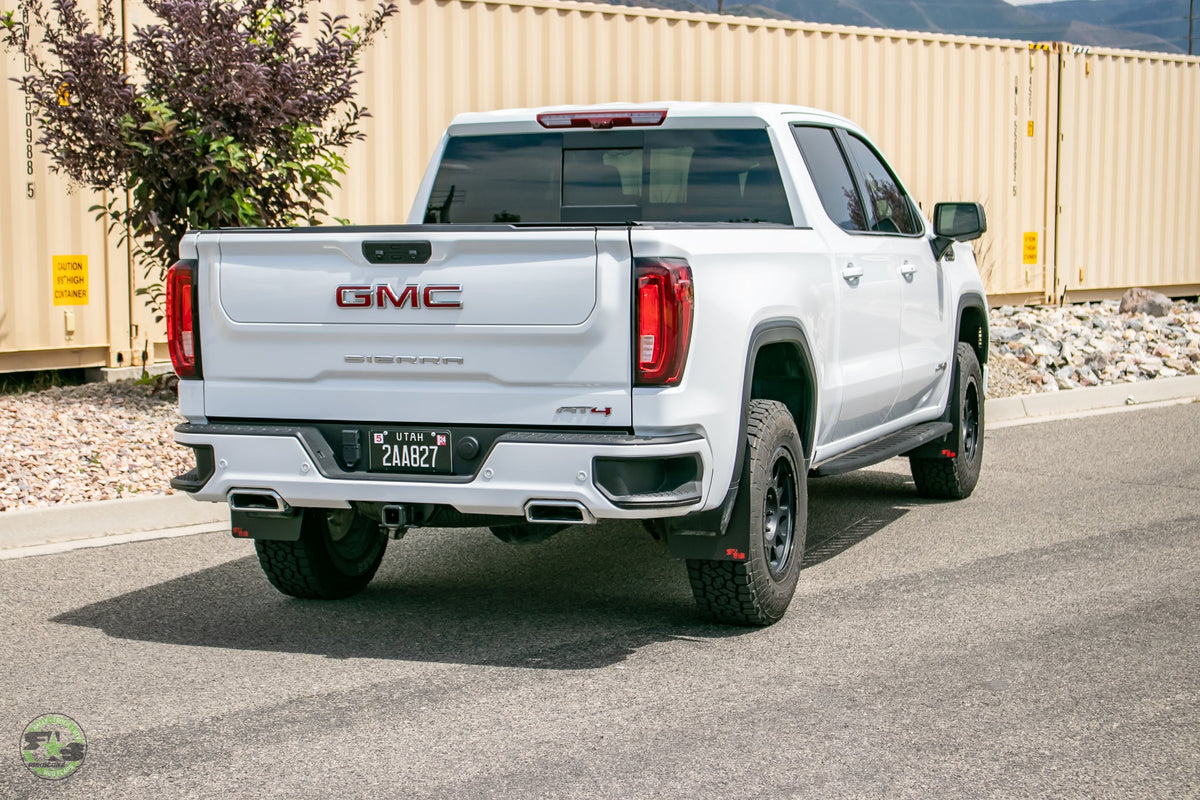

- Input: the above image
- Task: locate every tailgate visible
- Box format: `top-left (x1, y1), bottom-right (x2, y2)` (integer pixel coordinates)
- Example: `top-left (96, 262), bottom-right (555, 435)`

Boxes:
top-left (195, 227), bottom-right (634, 427)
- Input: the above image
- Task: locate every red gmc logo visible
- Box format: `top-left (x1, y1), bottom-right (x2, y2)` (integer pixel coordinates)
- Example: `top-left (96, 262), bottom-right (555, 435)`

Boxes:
top-left (336, 283), bottom-right (462, 309)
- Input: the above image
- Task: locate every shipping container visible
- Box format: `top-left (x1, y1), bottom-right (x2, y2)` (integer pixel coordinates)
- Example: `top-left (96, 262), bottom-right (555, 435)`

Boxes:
top-left (333, 0), bottom-right (1063, 301)
top-left (2, 0), bottom-right (1198, 371)
top-left (1052, 44), bottom-right (1200, 301)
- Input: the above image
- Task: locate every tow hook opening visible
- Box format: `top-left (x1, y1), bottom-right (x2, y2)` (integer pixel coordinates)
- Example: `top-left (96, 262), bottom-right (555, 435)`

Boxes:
top-left (593, 454), bottom-right (703, 508)
top-left (170, 444), bottom-right (215, 493)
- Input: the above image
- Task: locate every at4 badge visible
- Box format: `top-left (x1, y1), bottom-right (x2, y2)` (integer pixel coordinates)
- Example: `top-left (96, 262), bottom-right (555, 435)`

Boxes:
top-left (21, 713), bottom-right (86, 780)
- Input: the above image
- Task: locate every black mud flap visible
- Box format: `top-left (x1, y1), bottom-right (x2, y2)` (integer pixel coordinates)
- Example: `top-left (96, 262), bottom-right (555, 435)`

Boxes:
top-left (230, 509), bottom-right (304, 542)
top-left (664, 484), bottom-right (750, 562)
top-left (905, 427), bottom-right (957, 459)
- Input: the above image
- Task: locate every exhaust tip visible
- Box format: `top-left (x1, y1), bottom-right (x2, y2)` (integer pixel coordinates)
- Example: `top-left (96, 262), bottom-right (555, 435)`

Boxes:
top-left (229, 490), bottom-right (290, 515)
top-left (524, 500), bottom-right (596, 525)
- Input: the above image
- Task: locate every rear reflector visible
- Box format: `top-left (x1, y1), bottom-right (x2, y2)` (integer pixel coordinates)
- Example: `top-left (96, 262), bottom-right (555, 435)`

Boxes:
top-left (166, 259), bottom-right (200, 379)
top-left (635, 258), bottom-right (693, 386)
top-left (537, 109), bottom-right (668, 129)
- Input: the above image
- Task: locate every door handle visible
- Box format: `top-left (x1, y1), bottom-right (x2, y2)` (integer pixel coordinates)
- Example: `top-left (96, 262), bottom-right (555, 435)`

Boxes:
top-left (900, 261), bottom-right (917, 279)
top-left (841, 263), bottom-right (863, 282)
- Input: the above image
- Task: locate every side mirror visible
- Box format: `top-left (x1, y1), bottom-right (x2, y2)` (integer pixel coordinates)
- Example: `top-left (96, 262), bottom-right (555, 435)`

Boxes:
top-left (931, 202), bottom-right (987, 260)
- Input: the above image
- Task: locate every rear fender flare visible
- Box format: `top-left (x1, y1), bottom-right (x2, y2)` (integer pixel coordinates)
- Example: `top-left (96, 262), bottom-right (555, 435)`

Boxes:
top-left (666, 319), bottom-right (816, 561)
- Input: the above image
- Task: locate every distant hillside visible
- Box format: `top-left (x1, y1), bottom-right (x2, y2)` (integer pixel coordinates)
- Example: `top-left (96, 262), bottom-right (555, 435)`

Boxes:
top-left (1023, 0), bottom-right (1193, 53)
top-left (600, 0), bottom-right (1191, 54)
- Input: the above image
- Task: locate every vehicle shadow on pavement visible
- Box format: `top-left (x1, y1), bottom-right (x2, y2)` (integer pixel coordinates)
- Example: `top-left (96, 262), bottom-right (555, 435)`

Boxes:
top-left (805, 467), bottom-right (920, 569)
top-left (53, 521), bottom-right (737, 670)
top-left (53, 470), bottom-right (922, 670)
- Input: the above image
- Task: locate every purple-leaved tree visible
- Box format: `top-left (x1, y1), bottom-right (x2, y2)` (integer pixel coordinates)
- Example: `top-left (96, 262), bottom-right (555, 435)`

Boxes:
top-left (2, 0), bottom-right (397, 315)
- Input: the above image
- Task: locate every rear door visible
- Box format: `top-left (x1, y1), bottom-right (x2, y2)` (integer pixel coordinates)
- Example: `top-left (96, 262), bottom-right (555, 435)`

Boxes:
top-left (198, 226), bottom-right (634, 427)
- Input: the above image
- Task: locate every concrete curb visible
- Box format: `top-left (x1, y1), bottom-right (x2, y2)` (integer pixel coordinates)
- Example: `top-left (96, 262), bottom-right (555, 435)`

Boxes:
top-left (986, 373), bottom-right (1200, 426)
top-left (2, 375), bottom-right (1198, 556)
top-left (0, 493), bottom-right (228, 551)
top-left (0, 521), bottom-right (230, 561)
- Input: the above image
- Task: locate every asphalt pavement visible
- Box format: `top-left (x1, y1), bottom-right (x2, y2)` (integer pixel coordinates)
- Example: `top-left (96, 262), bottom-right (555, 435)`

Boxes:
top-left (0, 383), bottom-right (1197, 798)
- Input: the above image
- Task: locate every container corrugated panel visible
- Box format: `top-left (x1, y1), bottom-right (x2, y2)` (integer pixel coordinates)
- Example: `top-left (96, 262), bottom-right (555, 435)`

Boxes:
top-left (327, 0), bottom-right (1059, 298)
top-left (0, 47), bottom-right (112, 371)
top-left (4, 0), bottom-right (1199, 373)
top-left (1054, 47), bottom-right (1200, 298)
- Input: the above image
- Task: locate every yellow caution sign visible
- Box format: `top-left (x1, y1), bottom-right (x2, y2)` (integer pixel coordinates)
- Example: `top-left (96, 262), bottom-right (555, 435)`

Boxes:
top-left (1022, 232), bottom-right (1039, 265)
top-left (52, 255), bottom-right (89, 306)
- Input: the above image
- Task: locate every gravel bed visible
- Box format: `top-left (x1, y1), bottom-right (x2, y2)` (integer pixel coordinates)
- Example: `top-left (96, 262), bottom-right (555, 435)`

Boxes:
top-left (0, 380), bottom-right (190, 512)
top-left (1, 297), bottom-right (1197, 512)
top-left (987, 298), bottom-right (1200, 391)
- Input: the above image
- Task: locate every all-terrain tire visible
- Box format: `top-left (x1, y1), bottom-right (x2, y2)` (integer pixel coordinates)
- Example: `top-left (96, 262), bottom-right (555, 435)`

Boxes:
top-left (255, 508), bottom-right (387, 599)
top-left (687, 399), bottom-right (806, 626)
top-left (910, 342), bottom-right (984, 499)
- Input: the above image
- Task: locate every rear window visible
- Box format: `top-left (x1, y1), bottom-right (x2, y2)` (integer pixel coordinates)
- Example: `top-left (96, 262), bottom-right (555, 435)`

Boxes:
top-left (423, 129), bottom-right (794, 225)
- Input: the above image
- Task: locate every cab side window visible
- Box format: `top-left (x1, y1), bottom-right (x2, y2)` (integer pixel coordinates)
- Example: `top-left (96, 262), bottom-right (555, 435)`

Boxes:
top-left (841, 134), bottom-right (922, 236)
top-left (792, 126), bottom-right (867, 232)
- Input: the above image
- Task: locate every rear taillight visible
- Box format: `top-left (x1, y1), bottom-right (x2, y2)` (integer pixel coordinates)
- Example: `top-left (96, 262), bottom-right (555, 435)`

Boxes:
top-left (166, 259), bottom-right (200, 379)
top-left (635, 258), bottom-right (693, 386)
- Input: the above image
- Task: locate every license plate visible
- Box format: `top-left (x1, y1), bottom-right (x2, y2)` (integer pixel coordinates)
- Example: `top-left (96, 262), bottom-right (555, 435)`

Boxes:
top-left (368, 428), bottom-right (453, 474)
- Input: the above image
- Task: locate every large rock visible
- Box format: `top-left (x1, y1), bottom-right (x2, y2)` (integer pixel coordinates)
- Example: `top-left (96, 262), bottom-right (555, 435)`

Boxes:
top-left (1119, 287), bottom-right (1173, 317)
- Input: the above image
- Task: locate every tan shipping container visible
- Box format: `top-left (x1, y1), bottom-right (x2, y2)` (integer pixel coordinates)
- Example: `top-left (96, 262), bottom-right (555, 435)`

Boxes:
top-left (1, 43), bottom-right (113, 373)
top-left (2, 0), bottom-right (1199, 371)
top-left (333, 0), bottom-right (1071, 301)
top-left (1, 13), bottom-right (163, 374)
top-left (1052, 44), bottom-right (1200, 301)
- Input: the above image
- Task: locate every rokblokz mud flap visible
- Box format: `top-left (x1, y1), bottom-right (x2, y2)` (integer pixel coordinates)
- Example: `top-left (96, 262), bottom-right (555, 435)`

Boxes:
top-left (663, 483), bottom-right (749, 562)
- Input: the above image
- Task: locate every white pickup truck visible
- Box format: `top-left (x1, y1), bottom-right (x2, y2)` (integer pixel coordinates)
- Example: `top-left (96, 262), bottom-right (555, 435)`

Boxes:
top-left (168, 102), bottom-right (989, 625)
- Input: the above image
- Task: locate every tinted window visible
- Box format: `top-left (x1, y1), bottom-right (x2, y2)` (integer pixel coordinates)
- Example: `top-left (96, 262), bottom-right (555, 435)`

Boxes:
top-left (425, 129), bottom-right (793, 225)
top-left (791, 126), bottom-right (866, 232)
top-left (425, 134), bottom-right (562, 224)
top-left (842, 134), bottom-right (921, 235)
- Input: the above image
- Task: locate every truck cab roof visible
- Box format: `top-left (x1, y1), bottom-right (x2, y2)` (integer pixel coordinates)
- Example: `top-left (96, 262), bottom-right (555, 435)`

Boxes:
top-left (445, 102), bottom-right (860, 136)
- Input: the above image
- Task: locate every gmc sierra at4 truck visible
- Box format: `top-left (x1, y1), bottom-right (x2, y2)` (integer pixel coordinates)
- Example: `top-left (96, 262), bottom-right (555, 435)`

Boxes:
top-left (167, 102), bottom-right (989, 626)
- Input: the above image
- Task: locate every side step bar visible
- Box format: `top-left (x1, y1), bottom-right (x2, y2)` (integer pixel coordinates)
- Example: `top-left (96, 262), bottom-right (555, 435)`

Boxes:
top-left (812, 422), bottom-right (953, 477)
